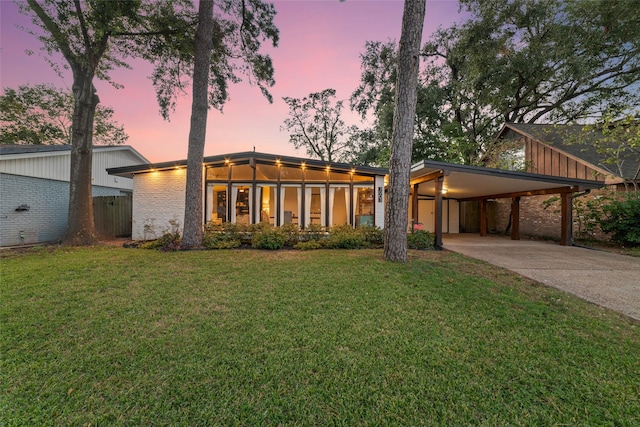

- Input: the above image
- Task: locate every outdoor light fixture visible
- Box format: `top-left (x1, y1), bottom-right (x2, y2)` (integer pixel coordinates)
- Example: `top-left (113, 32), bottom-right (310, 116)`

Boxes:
top-left (15, 204), bottom-right (30, 212)
top-left (441, 188), bottom-right (448, 194)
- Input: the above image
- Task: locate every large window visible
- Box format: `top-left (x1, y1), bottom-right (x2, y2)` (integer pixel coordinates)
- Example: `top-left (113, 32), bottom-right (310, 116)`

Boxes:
top-left (329, 186), bottom-right (349, 226)
top-left (211, 185), bottom-right (227, 224)
top-left (207, 166), bottom-right (229, 181)
top-left (231, 185), bottom-right (252, 225)
top-left (257, 185), bottom-right (276, 225)
top-left (354, 187), bottom-right (374, 226)
top-left (280, 185), bottom-right (301, 226)
top-left (256, 164), bottom-right (278, 180)
top-left (305, 186), bottom-right (325, 227)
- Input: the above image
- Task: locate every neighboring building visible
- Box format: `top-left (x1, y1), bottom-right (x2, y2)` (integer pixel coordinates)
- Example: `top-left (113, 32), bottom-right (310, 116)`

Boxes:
top-left (108, 151), bottom-right (601, 247)
top-left (489, 123), bottom-right (637, 240)
top-left (0, 145), bottom-right (149, 247)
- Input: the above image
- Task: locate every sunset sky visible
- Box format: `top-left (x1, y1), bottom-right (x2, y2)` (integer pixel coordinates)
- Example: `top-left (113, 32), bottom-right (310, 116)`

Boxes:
top-left (1, 0), bottom-right (466, 163)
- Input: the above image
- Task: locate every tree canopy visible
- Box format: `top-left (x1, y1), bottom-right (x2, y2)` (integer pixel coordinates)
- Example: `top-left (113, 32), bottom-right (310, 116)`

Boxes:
top-left (0, 84), bottom-right (127, 146)
top-left (351, 0), bottom-right (640, 166)
top-left (20, 0), bottom-right (278, 245)
top-left (282, 89), bottom-right (357, 162)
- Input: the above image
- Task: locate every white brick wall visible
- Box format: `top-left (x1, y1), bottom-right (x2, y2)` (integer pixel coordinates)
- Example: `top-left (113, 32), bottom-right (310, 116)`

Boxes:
top-left (132, 169), bottom-right (187, 240)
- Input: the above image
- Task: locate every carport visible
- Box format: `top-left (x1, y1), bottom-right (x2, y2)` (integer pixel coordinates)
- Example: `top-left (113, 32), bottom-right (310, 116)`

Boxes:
top-left (409, 160), bottom-right (604, 249)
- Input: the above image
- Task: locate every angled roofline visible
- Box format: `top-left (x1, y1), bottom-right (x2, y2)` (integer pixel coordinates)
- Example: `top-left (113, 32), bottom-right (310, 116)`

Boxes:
top-left (497, 123), bottom-right (624, 183)
top-left (107, 151), bottom-right (389, 178)
top-left (411, 159), bottom-right (604, 190)
top-left (0, 144), bottom-right (150, 164)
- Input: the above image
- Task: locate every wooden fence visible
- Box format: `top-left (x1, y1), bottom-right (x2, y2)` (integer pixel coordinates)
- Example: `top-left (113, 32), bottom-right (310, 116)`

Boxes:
top-left (93, 195), bottom-right (132, 238)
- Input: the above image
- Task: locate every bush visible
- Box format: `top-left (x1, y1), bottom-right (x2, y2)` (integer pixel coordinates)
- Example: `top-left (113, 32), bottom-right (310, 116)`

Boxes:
top-left (202, 221), bottom-right (241, 249)
top-left (279, 223), bottom-right (301, 247)
top-left (293, 240), bottom-right (324, 250)
top-left (598, 196), bottom-right (640, 247)
top-left (299, 223), bottom-right (325, 242)
top-left (139, 232), bottom-right (182, 251)
top-left (252, 227), bottom-right (287, 250)
top-left (407, 230), bottom-right (434, 250)
top-left (357, 225), bottom-right (384, 248)
top-left (325, 224), bottom-right (365, 249)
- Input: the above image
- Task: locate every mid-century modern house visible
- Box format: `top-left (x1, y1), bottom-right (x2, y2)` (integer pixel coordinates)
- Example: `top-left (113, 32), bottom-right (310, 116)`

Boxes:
top-left (0, 144), bottom-right (149, 247)
top-left (108, 150), bottom-right (603, 247)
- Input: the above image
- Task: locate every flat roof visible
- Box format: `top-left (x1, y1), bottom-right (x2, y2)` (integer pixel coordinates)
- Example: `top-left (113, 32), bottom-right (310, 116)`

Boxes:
top-left (411, 160), bottom-right (604, 200)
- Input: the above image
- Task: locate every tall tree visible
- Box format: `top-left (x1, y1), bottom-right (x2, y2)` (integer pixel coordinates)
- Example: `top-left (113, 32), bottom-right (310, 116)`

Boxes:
top-left (176, 0), bottom-right (277, 247)
top-left (181, 0), bottom-right (214, 248)
top-left (422, 0), bottom-right (640, 163)
top-left (0, 84), bottom-right (127, 146)
top-left (21, 0), bottom-right (278, 246)
top-left (384, 0), bottom-right (426, 262)
top-left (21, 0), bottom-right (195, 246)
top-left (282, 89), bottom-right (357, 162)
top-left (351, 0), bottom-right (640, 166)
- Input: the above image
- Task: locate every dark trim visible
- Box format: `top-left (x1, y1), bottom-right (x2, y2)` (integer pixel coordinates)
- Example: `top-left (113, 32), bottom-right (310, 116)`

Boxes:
top-left (108, 151), bottom-right (388, 178)
top-left (412, 159), bottom-right (602, 189)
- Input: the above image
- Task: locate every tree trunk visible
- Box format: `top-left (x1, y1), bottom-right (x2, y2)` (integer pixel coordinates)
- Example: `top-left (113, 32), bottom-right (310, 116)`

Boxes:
top-left (63, 72), bottom-right (99, 246)
top-left (181, 0), bottom-right (215, 249)
top-left (383, 0), bottom-right (426, 262)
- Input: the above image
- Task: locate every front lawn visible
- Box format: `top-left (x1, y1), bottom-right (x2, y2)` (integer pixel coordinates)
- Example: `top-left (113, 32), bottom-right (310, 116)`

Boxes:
top-left (1, 247), bottom-right (638, 425)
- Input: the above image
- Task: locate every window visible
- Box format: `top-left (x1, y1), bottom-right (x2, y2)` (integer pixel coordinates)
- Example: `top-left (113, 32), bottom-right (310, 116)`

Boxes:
top-left (256, 163), bottom-right (278, 180)
top-left (207, 166), bottom-right (229, 181)
top-left (232, 185), bottom-right (252, 224)
top-left (257, 185), bottom-right (276, 225)
top-left (280, 166), bottom-right (303, 181)
top-left (354, 187), bottom-right (374, 227)
top-left (211, 185), bottom-right (227, 224)
top-left (280, 186), bottom-right (301, 226)
top-left (232, 164), bottom-right (254, 180)
top-left (305, 186), bottom-right (325, 227)
top-left (304, 168), bottom-right (328, 182)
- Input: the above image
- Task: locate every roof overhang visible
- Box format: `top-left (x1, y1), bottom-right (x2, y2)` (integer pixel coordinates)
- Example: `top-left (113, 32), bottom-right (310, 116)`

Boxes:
top-left (411, 160), bottom-right (604, 200)
top-left (108, 151), bottom-right (389, 178)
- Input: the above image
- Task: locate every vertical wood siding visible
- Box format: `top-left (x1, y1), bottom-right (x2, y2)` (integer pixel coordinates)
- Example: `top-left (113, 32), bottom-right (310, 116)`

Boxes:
top-left (525, 137), bottom-right (604, 182)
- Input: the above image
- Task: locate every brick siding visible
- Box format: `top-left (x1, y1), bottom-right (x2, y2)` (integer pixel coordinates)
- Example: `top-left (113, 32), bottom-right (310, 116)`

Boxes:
top-left (1, 173), bottom-right (130, 246)
top-left (132, 169), bottom-right (187, 240)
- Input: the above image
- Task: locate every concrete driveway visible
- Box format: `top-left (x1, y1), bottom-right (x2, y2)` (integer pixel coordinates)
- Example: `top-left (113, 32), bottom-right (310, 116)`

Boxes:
top-left (442, 234), bottom-right (640, 321)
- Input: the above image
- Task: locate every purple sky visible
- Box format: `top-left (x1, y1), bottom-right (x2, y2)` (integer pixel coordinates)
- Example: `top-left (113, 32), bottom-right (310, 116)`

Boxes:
top-left (1, 1), bottom-right (466, 163)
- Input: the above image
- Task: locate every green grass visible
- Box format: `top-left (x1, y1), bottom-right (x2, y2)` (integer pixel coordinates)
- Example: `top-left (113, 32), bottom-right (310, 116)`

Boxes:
top-left (1, 247), bottom-right (639, 426)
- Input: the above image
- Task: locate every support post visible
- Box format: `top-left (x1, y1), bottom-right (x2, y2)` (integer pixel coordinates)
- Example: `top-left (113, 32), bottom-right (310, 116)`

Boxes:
top-left (511, 196), bottom-right (520, 240)
top-left (412, 183), bottom-right (419, 230)
top-left (434, 176), bottom-right (443, 249)
top-left (560, 191), bottom-right (573, 246)
top-left (479, 199), bottom-right (487, 237)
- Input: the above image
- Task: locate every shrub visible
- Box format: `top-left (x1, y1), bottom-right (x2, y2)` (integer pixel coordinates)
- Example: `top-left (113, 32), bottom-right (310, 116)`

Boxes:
top-left (202, 221), bottom-right (241, 249)
top-left (598, 195), bottom-right (640, 247)
top-left (407, 230), bottom-right (434, 250)
top-left (252, 227), bottom-right (287, 250)
top-left (139, 231), bottom-right (182, 251)
top-left (279, 223), bottom-right (301, 247)
top-left (357, 225), bottom-right (384, 248)
top-left (325, 224), bottom-right (365, 249)
top-left (300, 223), bottom-right (325, 242)
top-left (293, 240), bottom-right (324, 250)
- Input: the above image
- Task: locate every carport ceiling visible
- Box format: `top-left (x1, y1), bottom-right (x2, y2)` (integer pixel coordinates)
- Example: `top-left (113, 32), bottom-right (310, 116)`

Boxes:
top-left (410, 160), bottom-right (604, 200)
